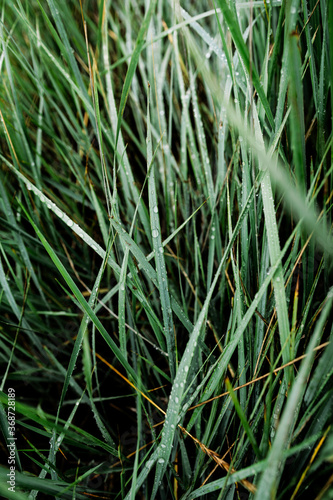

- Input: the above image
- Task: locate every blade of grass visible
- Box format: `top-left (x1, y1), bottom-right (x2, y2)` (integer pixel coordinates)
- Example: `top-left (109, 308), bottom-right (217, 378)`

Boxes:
top-left (147, 83), bottom-right (176, 380)
top-left (215, 0), bottom-right (274, 128)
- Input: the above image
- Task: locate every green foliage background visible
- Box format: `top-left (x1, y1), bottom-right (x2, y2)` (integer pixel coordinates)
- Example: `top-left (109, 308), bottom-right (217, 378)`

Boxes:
top-left (0, 1), bottom-right (333, 499)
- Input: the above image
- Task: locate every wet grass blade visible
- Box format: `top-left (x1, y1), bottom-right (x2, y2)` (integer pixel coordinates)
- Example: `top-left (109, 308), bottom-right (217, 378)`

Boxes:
top-left (216, 0), bottom-right (274, 128)
top-left (288, 31), bottom-right (306, 194)
top-left (147, 84), bottom-right (176, 380)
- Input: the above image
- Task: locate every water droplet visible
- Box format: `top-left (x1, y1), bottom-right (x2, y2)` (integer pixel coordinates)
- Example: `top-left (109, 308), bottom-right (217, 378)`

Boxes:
top-left (152, 229), bottom-right (159, 238)
top-left (153, 206), bottom-right (158, 213)
top-left (184, 366), bottom-right (189, 373)
top-left (158, 458), bottom-right (165, 464)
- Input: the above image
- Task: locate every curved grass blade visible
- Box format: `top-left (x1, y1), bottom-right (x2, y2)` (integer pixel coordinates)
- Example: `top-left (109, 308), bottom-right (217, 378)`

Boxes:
top-left (19, 203), bottom-right (139, 385)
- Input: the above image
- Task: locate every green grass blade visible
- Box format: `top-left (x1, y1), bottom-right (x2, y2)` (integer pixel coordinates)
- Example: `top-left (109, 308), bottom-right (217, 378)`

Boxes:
top-left (215, 0), bottom-right (274, 128)
top-left (288, 31), bottom-right (306, 194)
top-left (147, 84), bottom-right (176, 380)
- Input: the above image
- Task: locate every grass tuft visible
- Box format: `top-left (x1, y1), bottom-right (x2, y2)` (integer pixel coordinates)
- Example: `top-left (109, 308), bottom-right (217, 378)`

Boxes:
top-left (0, 1), bottom-right (332, 499)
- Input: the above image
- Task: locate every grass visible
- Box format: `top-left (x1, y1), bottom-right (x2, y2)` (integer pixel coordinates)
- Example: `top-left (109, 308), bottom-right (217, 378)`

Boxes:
top-left (0, 0), bottom-right (333, 498)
